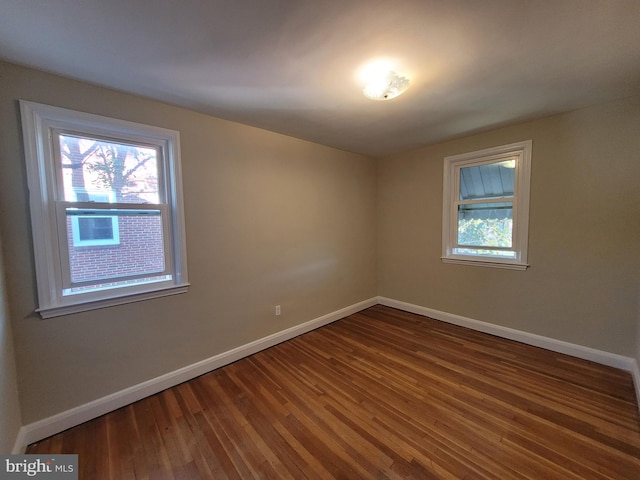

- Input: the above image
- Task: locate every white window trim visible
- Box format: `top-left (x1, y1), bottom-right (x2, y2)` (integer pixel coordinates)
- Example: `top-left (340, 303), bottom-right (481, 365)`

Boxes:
top-left (20, 100), bottom-right (189, 318)
top-left (442, 140), bottom-right (532, 270)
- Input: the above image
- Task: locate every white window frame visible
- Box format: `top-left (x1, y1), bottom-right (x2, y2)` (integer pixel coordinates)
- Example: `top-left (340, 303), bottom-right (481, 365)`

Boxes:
top-left (442, 140), bottom-right (532, 270)
top-left (20, 100), bottom-right (189, 318)
top-left (71, 214), bottom-right (120, 247)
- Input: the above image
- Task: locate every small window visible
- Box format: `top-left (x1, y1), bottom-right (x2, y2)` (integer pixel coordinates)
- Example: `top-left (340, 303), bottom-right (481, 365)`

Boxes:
top-left (72, 215), bottom-right (120, 247)
top-left (442, 141), bottom-right (532, 270)
top-left (20, 101), bottom-right (189, 317)
top-left (70, 191), bottom-right (119, 247)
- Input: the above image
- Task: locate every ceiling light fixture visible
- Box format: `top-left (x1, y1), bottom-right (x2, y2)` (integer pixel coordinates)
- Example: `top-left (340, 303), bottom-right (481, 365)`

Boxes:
top-left (362, 70), bottom-right (410, 101)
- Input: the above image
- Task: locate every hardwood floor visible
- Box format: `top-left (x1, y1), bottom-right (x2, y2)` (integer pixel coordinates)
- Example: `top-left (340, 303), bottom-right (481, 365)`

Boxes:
top-left (27, 305), bottom-right (640, 479)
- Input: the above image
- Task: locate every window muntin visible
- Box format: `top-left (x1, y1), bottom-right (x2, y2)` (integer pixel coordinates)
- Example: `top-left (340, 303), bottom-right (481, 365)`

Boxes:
top-left (442, 141), bottom-right (531, 269)
top-left (20, 101), bottom-right (189, 318)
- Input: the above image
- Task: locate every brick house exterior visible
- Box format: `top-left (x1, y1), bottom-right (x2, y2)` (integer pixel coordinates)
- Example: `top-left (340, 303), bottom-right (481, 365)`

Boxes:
top-left (68, 215), bottom-right (165, 284)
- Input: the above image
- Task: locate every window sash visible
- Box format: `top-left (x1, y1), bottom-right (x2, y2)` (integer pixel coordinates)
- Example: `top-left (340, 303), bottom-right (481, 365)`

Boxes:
top-left (454, 198), bottom-right (515, 250)
top-left (56, 203), bottom-right (172, 290)
top-left (52, 129), bottom-right (167, 205)
top-left (452, 162), bottom-right (517, 252)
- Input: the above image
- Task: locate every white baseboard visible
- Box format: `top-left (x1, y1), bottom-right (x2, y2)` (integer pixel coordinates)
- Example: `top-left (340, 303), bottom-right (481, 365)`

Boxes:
top-left (17, 297), bottom-right (378, 450)
top-left (377, 297), bottom-right (636, 372)
top-left (11, 427), bottom-right (27, 454)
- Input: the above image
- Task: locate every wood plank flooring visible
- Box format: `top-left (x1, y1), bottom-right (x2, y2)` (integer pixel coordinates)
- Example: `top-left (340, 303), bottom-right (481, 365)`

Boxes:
top-left (27, 305), bottom-right (640, 479)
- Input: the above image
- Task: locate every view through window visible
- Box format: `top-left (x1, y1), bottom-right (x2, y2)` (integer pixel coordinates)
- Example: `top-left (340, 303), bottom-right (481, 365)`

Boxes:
top-left (442, 141), bottom-right (531, 270)
top-left (20, 101), bottom-right (189, 317)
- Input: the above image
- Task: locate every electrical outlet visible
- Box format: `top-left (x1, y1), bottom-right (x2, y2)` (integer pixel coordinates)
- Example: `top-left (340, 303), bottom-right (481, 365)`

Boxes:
top-left (275, 305), bottom-right (281, 316)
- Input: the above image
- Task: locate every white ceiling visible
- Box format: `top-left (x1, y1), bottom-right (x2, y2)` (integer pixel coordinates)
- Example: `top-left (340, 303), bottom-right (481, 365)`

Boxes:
top-left (1, 0), bottom-right (639, 157)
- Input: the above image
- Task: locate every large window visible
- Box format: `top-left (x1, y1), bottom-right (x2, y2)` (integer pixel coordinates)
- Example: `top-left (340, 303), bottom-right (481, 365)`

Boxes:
top-left (442, 141), bottom-right (532, 270)
top-left (20, 101), bottom-right (189, 318)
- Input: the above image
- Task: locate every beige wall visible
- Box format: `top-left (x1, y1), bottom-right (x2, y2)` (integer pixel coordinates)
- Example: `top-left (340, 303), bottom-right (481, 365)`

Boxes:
top-left (0, 61), bottom-right (377, 424)
top-left (378, 95), bottom-right (640, 356)
top-left (0, 227), bottom-right (22, 452)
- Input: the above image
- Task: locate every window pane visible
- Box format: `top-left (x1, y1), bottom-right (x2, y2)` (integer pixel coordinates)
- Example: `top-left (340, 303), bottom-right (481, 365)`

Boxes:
top-left (65, 210), bottom-right (166, 287)
top-left (457, 202), bottom-right (512, 248)
top-left (459, 159), bottom-right (515, 200)
top-left (59, 134), bottom-right (160, 204)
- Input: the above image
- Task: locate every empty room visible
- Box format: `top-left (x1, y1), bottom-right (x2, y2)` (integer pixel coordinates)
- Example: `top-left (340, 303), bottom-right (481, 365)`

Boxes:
top-left (1, 1), bottom-right (639, 478)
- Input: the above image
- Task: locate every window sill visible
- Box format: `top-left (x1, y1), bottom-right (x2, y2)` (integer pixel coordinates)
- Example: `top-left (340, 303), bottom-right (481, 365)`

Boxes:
top-left (441, 257), bottom-right (529, 271)
top-left (37, 283), bottom-right (190, 319)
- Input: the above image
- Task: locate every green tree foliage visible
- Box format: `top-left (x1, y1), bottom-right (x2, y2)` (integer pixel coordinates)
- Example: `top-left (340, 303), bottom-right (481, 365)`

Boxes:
top-left (458, 218), bottom-right (512, 248)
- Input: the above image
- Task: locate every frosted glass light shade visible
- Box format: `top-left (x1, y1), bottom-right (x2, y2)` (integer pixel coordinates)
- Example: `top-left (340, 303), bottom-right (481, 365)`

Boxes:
top-left (362, 71), bottom-right (410, 101)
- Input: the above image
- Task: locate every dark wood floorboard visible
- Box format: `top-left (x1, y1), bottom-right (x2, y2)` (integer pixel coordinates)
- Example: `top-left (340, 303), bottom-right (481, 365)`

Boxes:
top-left (27, 305), bottom-right (640, 479)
